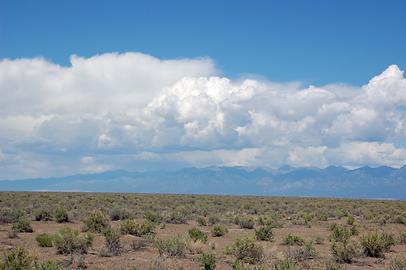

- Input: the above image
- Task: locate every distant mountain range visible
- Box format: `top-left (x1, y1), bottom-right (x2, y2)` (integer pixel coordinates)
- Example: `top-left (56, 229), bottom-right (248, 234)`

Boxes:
top-left (0, 165), bottom-right (405, 200)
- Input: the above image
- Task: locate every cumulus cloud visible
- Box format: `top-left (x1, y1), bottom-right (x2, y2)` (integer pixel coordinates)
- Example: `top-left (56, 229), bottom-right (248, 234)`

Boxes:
top-left (0, 53), bottom-right (405, 179)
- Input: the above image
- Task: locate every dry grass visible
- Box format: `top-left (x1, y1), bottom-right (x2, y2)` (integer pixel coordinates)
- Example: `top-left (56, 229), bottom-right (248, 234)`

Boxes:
top-left (0, 192), bottom-right (405, 269)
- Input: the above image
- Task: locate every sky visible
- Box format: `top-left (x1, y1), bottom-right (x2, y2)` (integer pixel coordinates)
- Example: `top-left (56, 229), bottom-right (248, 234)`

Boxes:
top-left (0, 0), bottom-right (406, 179)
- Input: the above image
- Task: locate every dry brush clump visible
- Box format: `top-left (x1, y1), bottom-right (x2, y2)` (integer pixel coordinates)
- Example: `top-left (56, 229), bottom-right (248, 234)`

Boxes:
top-left (0, 207), bottom-right (23, 224)
top-left (0, 246), bottom-right (63, 270)
top-left (53, 227), bottom-right (93, 255)
top-left (211, 224), bottom-right (228, 237)
top-left (36, 233), bottom-right (53, 247)
top-left (99, 227), bottom-right (122, 257)
top-left (283, 234), bottom-right (304, 246)
top-left (12, 218), bottom-right (33, 233)
top-left (35, 209), bottom-right (52, 221)
top-left (188, 227), bottom-right (208, 243)
top-left (226, 237), bottom-right (264, 264)
top-left (235, 216), bottom-right (255, 229)
top-left (286, 241), bottom-right (317, 262)
top-left (360, 232), bottom-right (395, 258)
top-left (120, 219), bottom-right (155, 237)
top-left (198, 253), bottom-right (216, 270)
top-left (154, 235), bottom-right (187, 257)
top-left (109, 208), bottom-right (132, 221)
top-left (54, 207), bottom-right (69, 223)
top-left (82, 210), bottom-right (110, 233)
top-left (255, 225), bottom-right (274, 241)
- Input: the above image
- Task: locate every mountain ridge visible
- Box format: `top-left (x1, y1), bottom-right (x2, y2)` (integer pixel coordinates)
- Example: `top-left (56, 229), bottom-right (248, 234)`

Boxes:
top-left (0, 165), bottom-right (405, 200)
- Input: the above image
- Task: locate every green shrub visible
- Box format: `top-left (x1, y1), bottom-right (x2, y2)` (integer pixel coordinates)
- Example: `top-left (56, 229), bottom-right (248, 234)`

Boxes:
top-left (329, 224), bottom-right (352, 243)
top-left (12, 218), bottom-right (33, 233)
top-left (120, 219), bottom-right (155, 237)
top-left (360, 232), bottom-right (394, 257)
top-left (137, 222), bottom-right (155, 237)
top-left (394, 215), bottom-right (406, 225)
top-left (237, 216), bottom-right (255, 229)
top-left (82, 210), bottom-right (110, 233)
top-left (36, 233), bottom-right (53, 247)
top-left (208, 215), bottom-right (220, 225)
top-left (211, 224), bottom-right (228, 237)
top-left (346, 215), bottom-right (355, 225)
top-left (198, 253), bottom-right (216, 270)
top-left (350, 224), bottom-right (358, 236)
top-left (188, 228), bottom-right (208, 243)
top-left (33, 261), bottom-right (63, 270)
top-left (154, 235), bottom-right (187, 257)
top-left (255, 226), bottom-right (273, 241)
top-left (0, 246), bottom-right (33, 270)
top-left (331, 241), bottom-right (357, 263)
top-left (272, 258), bottom-right (296, 270)
top-left (257, 215), bottom-right (283, 228)
top-left (226, 237), bottom-right (263, 264)
top-left (103, 227), bottom-right (122, 256)
top-left (197, 217), bottom-right (207, 226)
top-left (283, 234), bottom-right (304, 246)
top-left (287, 241), bottom-right (317, 261)
top-left (120, 219), bottom-right (138, 235)
top-left (165, 211), bottom-right (187, 224)
top-left (144, 211), bottom-right (162, 224)
top-left (35, 209), bottom-right (52, 221)
top-left (382, 232), bottom-right (395, 250)
top-left (54, 207), bottom-right (69, 223)
top-left (0, 208), bottom-right (22, 224)
top-left (109, 208), bottom-right (131, 221)
top-left (53, 227), bottom-right (93, 255)
top-left (388, 258), bottom-right (406, 270)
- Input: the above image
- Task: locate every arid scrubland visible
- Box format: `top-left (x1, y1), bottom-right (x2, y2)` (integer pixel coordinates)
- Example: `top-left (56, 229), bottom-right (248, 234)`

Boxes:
top-left (0, 192), bottom-right (405, 269)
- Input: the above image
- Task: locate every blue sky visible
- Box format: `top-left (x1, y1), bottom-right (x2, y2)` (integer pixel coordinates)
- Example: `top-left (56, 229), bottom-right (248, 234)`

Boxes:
top-left (0, 0), bottom-right (406, 179)
top-left (1, 0), bottom-right (405, 85)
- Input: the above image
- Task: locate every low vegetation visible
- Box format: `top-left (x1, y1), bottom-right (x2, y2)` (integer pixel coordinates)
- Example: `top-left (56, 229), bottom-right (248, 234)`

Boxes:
top-left (54, 207), bottom-right (69, 223)
top-left (283, 234), bottom-right (304, 246)
top-left (12, 218), bottom-right (33, 233)
top-left (255, 225), bottom-right (273, 241)
top-left (101, 227), bottom-right (122, 256)
top-left (360, 232), bottom-right (395, 258)
top-left (188, 228), bottom-right (208, 243)
top-left (0, 192), bottom-right (406, 269)
top-left (211, 224), bottom-right (228, 237)
top-left (154, 235), bottom-right (187, 257)
top-left (36, 233), bottom-right (54, 247)
top-left (198, 253), bottom-right (216, 270)
top-left (226, 237), bottom-right (264, 264)
top-left (82, 210), bottom-right (110, 233)
top-left (120, 219), bottom-right (155, 237)
top-left (53, 227), bottom-right (93, 255)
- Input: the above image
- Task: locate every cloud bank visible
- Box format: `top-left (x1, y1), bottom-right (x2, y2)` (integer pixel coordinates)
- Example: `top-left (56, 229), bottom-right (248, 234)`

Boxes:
top-left (0, 52), bottom-right (405, 179)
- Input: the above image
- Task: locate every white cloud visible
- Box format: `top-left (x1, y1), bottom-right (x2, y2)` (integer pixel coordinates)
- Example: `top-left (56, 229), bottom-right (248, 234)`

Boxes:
top-left (0, 52), bottom-right (405, 179)
top-left (329, 142), bottom-right (406, 168)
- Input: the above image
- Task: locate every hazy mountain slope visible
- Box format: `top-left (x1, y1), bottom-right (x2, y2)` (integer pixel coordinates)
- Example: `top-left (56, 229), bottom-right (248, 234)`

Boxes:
top-left (0, 166), bottom-right (405, 199)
